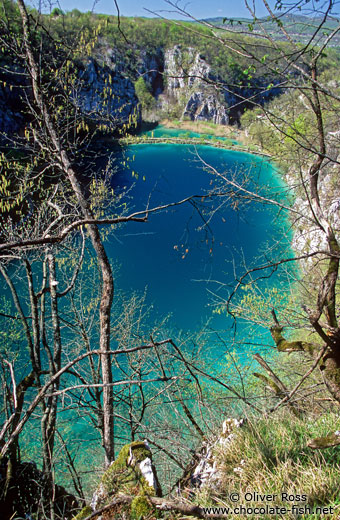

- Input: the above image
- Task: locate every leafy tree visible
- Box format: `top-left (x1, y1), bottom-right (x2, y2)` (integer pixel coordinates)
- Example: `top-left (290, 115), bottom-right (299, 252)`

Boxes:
top-left (51, 7), bottom-right (64, 17)
top-left (164, 0), bottom-right (340, 427)
top-left (134, 76), bottom-right (155, 114)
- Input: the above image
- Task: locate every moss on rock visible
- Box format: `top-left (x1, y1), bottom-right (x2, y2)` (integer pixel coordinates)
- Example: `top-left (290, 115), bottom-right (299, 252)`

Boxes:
top-left (101, 440), bottom-right (153, 497)
top-left (72, 441), bottom-right (161, 519)
top-left (72, 505), bottom-right (92, 520)
top-left (91, 440), bottom-right (161, 519)
top-left (131, 495), bottom-right (154, 519)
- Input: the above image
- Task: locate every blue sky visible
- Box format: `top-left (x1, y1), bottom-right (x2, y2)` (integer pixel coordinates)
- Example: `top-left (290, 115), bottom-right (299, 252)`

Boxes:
top-left (36, 0), bottom-right (274, 19)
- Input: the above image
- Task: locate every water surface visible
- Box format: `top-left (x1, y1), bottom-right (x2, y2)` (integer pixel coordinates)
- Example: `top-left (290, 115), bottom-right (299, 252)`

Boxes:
top-left (142, 124), bottom-right (238, 143)
top-left (111, 139), bottom-right (289, 343)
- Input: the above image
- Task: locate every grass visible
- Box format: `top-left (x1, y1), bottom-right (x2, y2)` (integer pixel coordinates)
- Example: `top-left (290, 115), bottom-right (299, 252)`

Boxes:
top-left (196, 409), bottom-right (340, 519)
top-left (118, 134), bottom-right (270, 157)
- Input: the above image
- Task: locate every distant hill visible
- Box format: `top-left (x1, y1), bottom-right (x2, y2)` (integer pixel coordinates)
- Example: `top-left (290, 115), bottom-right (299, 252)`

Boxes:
top-left (201, 13), bottom-right (340, 47)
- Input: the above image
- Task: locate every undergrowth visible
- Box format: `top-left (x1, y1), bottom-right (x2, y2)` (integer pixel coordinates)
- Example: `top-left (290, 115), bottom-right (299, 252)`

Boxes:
top-left (196, 409), bottom-right (340, 519)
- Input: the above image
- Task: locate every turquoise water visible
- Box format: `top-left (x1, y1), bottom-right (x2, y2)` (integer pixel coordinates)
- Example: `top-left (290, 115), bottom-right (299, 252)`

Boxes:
top-left (111, 141), bottom-right (289, 343)
top-left (143, 124), bottom-right (239, 144)
top-left (2, 135), bottom-right (292, 482)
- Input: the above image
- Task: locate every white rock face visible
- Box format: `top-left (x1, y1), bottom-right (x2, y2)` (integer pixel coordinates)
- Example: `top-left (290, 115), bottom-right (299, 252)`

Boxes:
top-left (286, 133), bottom-right (340, 261)
top-left (183, 92), bottom-right (229, 124)
top-left (161, 45), bottom-right (229, 125)
top-left (164, 45), bottom-right (191, 95)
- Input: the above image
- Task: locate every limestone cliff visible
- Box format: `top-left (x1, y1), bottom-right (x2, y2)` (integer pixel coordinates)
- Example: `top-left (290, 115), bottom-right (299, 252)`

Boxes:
top-left (71, 58), bottom-right (141, 130)
top-left (0, 65), bottom-right (26, 141)
top-left (0, 56), bottom-right (141, 139)
top-left (159, 45), bottom-right (229, 124)
top-left (0, 40), bottom-right (281, 136)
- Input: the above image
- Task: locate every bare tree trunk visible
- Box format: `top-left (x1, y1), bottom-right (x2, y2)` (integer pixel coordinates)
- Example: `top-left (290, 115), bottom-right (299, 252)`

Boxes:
top-left (40, 253), bottom-right (62, 519)
top-left (17, 0), bottom-right (115, 464)
top-left (24, 260), bottom-right (41, 376)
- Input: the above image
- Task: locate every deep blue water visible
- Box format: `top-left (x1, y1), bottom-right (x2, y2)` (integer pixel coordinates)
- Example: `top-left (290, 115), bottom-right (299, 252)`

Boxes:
top-left (110, 137), bottom-right (289, 344)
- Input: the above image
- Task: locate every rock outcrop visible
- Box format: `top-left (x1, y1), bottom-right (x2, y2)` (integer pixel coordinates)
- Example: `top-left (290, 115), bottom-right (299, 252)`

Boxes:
top-left (0, 64), bottom-right (26, 142)
top-left (136, 49), bottom-right (164, 96)
top-left (0, 38), bottom-right (283, 137)
top-left (183, 91), bottom-right (229, 124)
top-left (73, 440), bottom-right (162, 520)
top-left (178, 417), bottom-right (245, 494)
top-left (72, 420), bottom-right (248, 520)
top-left (288, 129), bottom-right (340, 259)
top-left (0, 56), bottom-right (141, 140)
top-left (160, 45), bottom-right (229, 124)
top-left (75, 58), bottom-right (141, 130)
top-left (164, 46), bottom-right (210, 95)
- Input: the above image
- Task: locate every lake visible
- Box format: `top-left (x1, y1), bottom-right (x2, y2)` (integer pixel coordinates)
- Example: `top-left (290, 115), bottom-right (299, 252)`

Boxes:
top-left (2, 127), bottom-right (292, 484)
top-left (110, 128), bottom-right (290, 353)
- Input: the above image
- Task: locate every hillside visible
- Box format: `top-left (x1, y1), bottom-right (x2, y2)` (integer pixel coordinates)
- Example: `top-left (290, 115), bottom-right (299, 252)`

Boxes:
top-left (1, 3), bottom-right (340, 520)
top-left (2, 8), bottom-right (339, 137)
top-left (203, 12), bottom-right (340, 47)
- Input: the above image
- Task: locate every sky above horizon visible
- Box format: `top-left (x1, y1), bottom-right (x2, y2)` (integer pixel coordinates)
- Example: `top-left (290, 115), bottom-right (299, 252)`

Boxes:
top-left (35, 0), bottom-right (276, 20)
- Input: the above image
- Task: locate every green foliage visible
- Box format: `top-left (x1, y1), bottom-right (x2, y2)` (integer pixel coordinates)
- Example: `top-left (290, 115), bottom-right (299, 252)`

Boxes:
top-left (51, 7), bottom-right (64, 17)
top-left (134, 77), bottom-right (156, 114)
top-left (218, 284), bottom-right (297, 327)
top-left (29, 11), bottom-right (294, 89)
top-left (196, 410), bottom-right (340, 519)
top-left (131, 496), bottom-right (156, 519)
top-left (284, 112), bottom-right (314, 150)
